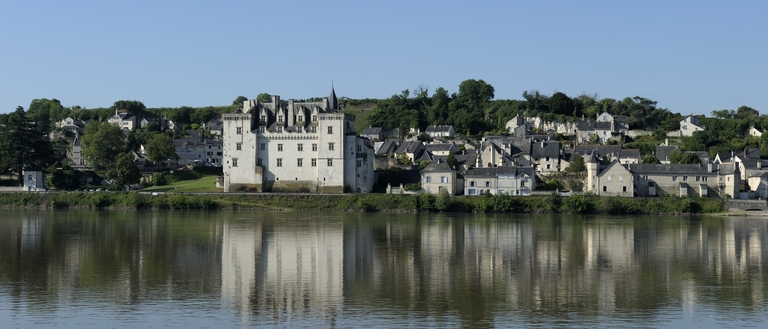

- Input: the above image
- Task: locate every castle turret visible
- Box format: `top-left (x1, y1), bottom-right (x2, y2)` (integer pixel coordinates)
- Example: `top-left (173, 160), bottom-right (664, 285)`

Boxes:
top-left (586, 152), bottom-right (599, 194)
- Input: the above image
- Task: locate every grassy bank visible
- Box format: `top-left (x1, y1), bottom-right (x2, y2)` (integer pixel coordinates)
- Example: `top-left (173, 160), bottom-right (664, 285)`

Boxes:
top-left (0, 192), bottom-right (726, 214)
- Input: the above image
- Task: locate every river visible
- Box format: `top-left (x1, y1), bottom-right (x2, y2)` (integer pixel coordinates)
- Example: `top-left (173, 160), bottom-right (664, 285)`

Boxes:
top-left (0, 210), bottom-right (766, 328)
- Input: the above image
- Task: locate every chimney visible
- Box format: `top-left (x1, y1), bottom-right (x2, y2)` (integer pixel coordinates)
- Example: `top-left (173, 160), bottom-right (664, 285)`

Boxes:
top-left (759, 161), bottom-right (763, 169)
top-left (708, 163), bottom-right (712, 172)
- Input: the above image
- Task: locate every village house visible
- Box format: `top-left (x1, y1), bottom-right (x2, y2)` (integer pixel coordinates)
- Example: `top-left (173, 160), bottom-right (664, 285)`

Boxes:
top-left (69, 134), bottom-right (88, 169)
top-left (360, 126), bottom-right (385, 141)
top-left (421, 161), bottom-right (457, 195)
top-left (424, 142), bottom-right (456, 157)
top-left (108, 110), bottom-right (137, 131)
top-left (424, 125), bottom-right (455, 139)
top-left (222, 88), bottom-right (374, 193)
top-left (531, 140), bottom-right (560, 174)
top-left (56, 117), bottom-right (86, 134)
top-left (464, 166), bottom-right (535, 196)
top-left (679, 115), bottom-right (705, 137)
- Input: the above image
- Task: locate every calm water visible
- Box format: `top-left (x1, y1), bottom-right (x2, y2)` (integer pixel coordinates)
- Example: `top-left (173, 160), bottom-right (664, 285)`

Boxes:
top-left (1, 210), bottom-right (767, 328)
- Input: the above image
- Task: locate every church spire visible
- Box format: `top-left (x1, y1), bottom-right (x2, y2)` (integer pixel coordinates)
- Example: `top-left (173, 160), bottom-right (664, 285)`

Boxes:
top-left (328, 82), bottom-right (338, 111)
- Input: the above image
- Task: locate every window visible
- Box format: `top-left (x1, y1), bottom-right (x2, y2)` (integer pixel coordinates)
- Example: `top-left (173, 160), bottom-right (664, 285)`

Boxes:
top-left (468, 189), bottom-right (477, 195)
top-left (28, 175), bottom-right (32, 182)
top-left (521, 181), bottom-right (525, 187)
top-left (298, 115), bottom-right (304, 122)
top-left (278, 144), bottom-right (283, 151)
top-left (608, 175), bottom-right (612, 182)
top-left (261, 115), bottom-right (266, 122)
top-left (683, 176), bottom-right (688, 181)
top-left (278, 115), bottom-right (283, 122)
top-left (312, 115), bottom-right (317, 121)
top-left (312, 143), bottom-right (318, 151)
top-left (485, 181), bottom-right (490, 187)
top-left (623, 186), bottom-right (627, 192)
top-left (696, 176), bottom-right (701, 182)
top-left (296, 127), bottom-right (302, 133)
top-left (703, 176), bottom-right (708, 182)
top-left (232, 158), bottom-right (238, 167)
top-left (311, 158), bottom-right (317, 167)
top-left (546, 156), bottom-right (550, 161)
top-left (357, 145), bottom-right (362, 152)
top-left (440, 176), bottom-right (447, 183)
top-left (276, 158), bottom-right (283, 167)
top-left (426, 176), bottom-right (432, 183)
top-left (298, 144), bottom-right (303, 151)
top-left (236, 143), bottom-right (242, 151)
top-left (277, 127), bottom-right (282, 133)
top-left (546, 164), bottom-right (551, 170)
top-left (356, 160), bottom-right (362, 167)
top-left (259, 126), bottom-right (265, 133)
top-left (619, 175), bottom-right (623, 182)
top-left (329, 143), bottom-right (335, 150)
top-left (297, 158), bottom-right (303, 167)
top-left (236, 127), bottom-right (242, 134)
top-left (603, 186), bottom-right (607, 192)
top-left (327, 158), bottom-right (333, 167)
top-left (258, 158), bottom-right (263, 166)
top-left (470, 181), bottom-right (476, 187)
top-left (260, 143), bottom-right (265, 151)
top-left (328, 126), bottom-right (333, 134)
top-left (672, 176), bottom-right (677, 181)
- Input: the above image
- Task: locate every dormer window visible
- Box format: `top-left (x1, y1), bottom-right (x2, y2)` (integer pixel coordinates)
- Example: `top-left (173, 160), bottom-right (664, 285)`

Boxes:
top-left (261, 115), bottom-right (266, 122)
top-left (312, 115), bottom-right (318, 121)
top-left (298, 116), bottom-right (304, 122)
top-left (278, 115), bottom-right (283, 122)
top-left (277, 127), bottom-right (282, 133)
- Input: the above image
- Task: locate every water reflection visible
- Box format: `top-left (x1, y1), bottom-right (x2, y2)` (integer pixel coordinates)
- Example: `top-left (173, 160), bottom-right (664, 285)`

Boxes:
top-left (1, 210), bottom-right (767, 327)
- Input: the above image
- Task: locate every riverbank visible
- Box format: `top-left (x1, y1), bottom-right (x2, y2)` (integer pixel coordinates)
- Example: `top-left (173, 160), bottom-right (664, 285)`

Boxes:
top-left (0, 192), bottom-right (726, 214)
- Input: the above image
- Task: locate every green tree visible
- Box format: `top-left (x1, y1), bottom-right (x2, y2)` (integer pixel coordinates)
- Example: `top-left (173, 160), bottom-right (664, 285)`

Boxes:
top-left (167, 106), bottom-right (193, 125)
top-left (27, 98), bottom-right (66, 133)
top-left (0, 107), bottom-right (56, 185)
top-left (232, 96), bottom-right (248, 105)
top-left (146, 134), bottom-right (179, 163)
top-left (435, 187), bottom-right (451, 211)
top-left (256, 93), bottom-right (272, 103)
top-left (82, 122), bottom-right (125, 169)
top-left (668, 150), bottom-right (701, 164)
top-left (642, 154), bottom-right (661, 164)
top-left (568, 154), bottom-right (585, 172)
top-left (735, 105), bottom-right (759, 120)
top-left (191, 107), bottom-right (218, 125)
top-left (547, 92), bottom-right (575, 116)
top-left (107, 152), bottom-right (142, 188)
top-left (446, 151), bottom-right (458, 170)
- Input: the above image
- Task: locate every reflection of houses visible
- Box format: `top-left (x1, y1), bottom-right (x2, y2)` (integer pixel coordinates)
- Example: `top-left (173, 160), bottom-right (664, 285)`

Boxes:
top-left (464, 166), bottom-right (535, 196)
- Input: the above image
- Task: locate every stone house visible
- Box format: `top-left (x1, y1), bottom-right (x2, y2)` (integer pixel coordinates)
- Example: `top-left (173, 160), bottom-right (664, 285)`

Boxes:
top-left (108, 111), bottom-right (137, 131)
top-left (223, 88), bottom-right (374, 193)
top-left (680, 115), bottom-right (705, 137)
top-left (360, 127), bottom-right (385, 141)
top-left (748, 126), bottom-right (763, 137)
top-left (56, 117), bottom-right (85, 134)
top-left (421, 161), bottom-right (457, 195)
top-left (531, 140), bottom-right (560, 173)
top-left (424, 142), bottom-right (456, 157)
top-left (69, 134), bottom-right (89, 169)
top-left (424, 125), bottom-right (455, 138)
top-left (395, 140), bottom-right (429, 163)
top-left (464, 166), bottom-right (535, 196)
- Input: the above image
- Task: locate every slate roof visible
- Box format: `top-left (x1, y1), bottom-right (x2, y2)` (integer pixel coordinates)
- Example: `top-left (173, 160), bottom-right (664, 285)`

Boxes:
top-left (425, 125), bottom-right (454, 133)
top-left (395, 140), bottom-right (424, 154)
top-left (627, 163), bottom-right (719, 175)
top-left (654, 146), bottom-right (679, 162)
top-left (574, 145), bottom-right (622, 158)
top-left (465, 166), bottom-right (535, 178)
top-left (620, 149), bottom-right (641, 161)
top-left (686, 151), bottom-right (710, 163)
top-left (423, 161), bottom-right (454, 172)
top-left (360, 126), bottom-right (383, 136)
top-left (531, 141), bottom-right (561, 158)
top-left (424, 143), bottom-right (455, 153)
top-left (376, 139), bottom-right (400, 155)
top-left (577, 120), bottom-right (612, 131)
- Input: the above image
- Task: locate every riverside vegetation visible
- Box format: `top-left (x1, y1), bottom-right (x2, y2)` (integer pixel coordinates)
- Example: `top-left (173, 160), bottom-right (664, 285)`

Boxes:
top-left (0, 191), bottom-right (725, 214)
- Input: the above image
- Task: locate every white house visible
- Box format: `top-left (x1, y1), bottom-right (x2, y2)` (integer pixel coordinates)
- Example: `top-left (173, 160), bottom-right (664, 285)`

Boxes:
top-left (223, 88), bottom-right (374, 193)
top-left (680, 115), bottom-right (705, 137)
top-left (464, 166), bottom-right (535, 196)
top-left (108, 111), bottom-right (138, 131)
top-left (424, 125), bottom-right (455, 138)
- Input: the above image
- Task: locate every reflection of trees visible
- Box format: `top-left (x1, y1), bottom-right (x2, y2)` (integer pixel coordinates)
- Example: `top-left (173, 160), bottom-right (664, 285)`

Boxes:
top-left (1, 211), bottom-right (768, 326)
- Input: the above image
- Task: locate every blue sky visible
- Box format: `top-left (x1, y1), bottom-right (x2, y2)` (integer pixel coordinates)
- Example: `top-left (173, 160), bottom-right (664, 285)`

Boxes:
top-left (1, 0), bottom-right (766, 115)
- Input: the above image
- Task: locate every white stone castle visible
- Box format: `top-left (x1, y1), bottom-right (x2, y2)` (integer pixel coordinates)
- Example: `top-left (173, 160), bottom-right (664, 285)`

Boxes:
top-left (222, 87), bottom-right (374, 193)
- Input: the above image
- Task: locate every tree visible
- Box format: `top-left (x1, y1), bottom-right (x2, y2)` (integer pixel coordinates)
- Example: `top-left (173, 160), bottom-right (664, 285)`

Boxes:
top-left (27, 98), bottom-right (65, 133)
top-left (256, 93), bottom-right (272, 103)
top-left (0, 107), bottom-right (56, 186)
top-left (668, 150), bottom-right (701, 164)
top-left (167, 106), bottom-right (193, 125)
top-left (547, 92), bottom-right (575, 116)
top-left (232, 96), bottom-right (248, 105)
top-left (112, 100), bottom-right (147, 120)
top-left (191, 107), bottom-right (218, 125)
top-left (642, 154), bottom-right (661, 164)
top-left (567, 154), bottom-right (585, 172)
top-left (107, 152), bottom-right (142, 188)
top-left (735, 105), bottom-right (759, 120)
top-left (146, 134), bottom-right (179, 163)
top-left (446, 151), bottom-right (458, 170)
top-left (82, 122), bottom-right (125, 169)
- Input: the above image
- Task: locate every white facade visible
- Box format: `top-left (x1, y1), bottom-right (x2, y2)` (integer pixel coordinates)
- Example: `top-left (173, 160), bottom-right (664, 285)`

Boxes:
top-left (680, 115), bottom-right (705, 137)
top-left (223, 89), bottom-right (374, 193)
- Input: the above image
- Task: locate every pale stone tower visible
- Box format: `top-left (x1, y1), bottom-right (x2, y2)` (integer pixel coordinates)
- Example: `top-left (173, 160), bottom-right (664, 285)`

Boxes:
top-left (585, 152), bottom-right (598, 194)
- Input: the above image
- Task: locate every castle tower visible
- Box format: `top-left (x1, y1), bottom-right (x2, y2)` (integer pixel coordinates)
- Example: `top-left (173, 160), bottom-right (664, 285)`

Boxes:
top-left (585, 152), bottom-right (599, 194)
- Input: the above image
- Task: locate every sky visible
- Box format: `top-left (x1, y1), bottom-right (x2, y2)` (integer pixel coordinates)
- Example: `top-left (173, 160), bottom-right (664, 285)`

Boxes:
top-left (1, 0), bottom-right (767, 115)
